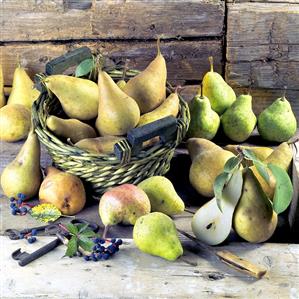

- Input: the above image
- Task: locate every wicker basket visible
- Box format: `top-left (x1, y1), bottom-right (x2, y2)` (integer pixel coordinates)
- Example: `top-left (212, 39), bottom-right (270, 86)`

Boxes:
top-left (32, 47), bottom-right (190, 199)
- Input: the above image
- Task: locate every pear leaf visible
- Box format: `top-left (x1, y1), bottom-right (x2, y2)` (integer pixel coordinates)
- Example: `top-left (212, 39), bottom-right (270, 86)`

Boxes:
top-left (78, 235), bottom-right (95, 252)
top-left (268, 163), bottom-right (293, 214)
top-left (214, 172), bottom-right (229, 212)
top-left (224, 156), bottom-right (242, 173)
top-left (65, 236), bottom-right (78, 257)
top-left (30, 203), bottom-right (62, 223)
top-left (254, 160), bottom-right (270, 184)
top-left (242, 148), bottom-right (258, 161)
top-left (66, 223), bottom-right (79, 235)
top-left (75, 58), bottom-right (94, 77)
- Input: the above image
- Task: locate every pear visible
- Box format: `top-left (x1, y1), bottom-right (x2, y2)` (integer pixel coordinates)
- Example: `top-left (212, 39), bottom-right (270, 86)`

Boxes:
top-left (75, 136), bottom-right (125, 154)
top-left (96, 71), bottom-right (140, 136)
top-left (44, 75), bottom-right (99, 120)
top-left (0, 64), bottom-right (5, 108)
top-left (233, 168), bottom-right (278, 243)
top-left (251, 142), bottom-right (292, 199)
top-left (124, 39), bottom-right (167, 113)
top-left (133, 212), bottom-right (183, 261)
top-left (192, 169), bottom-right (243, 245)
top-left (221, 94), bottom-right (257, 142)
top-left (1, 129), bottom-right (41, 199)
top-left (46, 115), bottom-right (97, 143)
top-left (186, 137), bottom-right (220, 161)
top-left (258, 95), bottom-right (297, 142)
top-left (187, 87), bottom-right (220, 140)
top-left (99, 184), bottom-right (151, 227)
top-left (202, 57), bottom-right (236, 115)
top-left (116, 80), bottom-right (126, 90)
top-left (39, 167), bottom-right (86, 215)
top-left (138, 176), bottom-right (185, 216)
top-left (0, 104), bottom-right (31, 142)
top-left (7, 65), bottom-right (40, 111)
top-left (188, 138), bottom-right (235, 197)
top-left (138, 91), bottom-right (179, 127)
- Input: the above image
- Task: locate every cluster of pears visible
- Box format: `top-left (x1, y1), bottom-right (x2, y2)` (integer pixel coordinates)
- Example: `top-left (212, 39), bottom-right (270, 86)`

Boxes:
top-left (188, 137), bottom-right (293, 245)
top-left (187, 57), bottom-right (297, 143)
top-left (41, 40), bottom-right (180, 154)
top-left (98, 176), bottom-right (185, 261)
top-left (0, 64), bottom-right (40, 142)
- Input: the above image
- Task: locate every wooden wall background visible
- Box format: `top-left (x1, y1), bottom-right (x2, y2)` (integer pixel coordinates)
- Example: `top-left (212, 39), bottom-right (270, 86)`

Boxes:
top-left (1, 0), bottom-right (298, 118)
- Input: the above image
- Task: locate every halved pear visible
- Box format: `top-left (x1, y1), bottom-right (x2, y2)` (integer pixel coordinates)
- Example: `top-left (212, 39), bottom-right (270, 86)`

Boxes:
top-left (191, 169), bottom-right (243, 245)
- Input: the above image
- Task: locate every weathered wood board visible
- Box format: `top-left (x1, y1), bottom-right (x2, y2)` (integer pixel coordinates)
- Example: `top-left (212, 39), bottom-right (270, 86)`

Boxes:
top-left (1, 0), bottom-right (225, 42)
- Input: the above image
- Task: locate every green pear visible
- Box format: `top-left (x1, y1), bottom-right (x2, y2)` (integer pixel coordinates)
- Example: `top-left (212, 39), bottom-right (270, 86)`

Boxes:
top-left (133, 212), bottom-right (183, 261)
top-left (7, 65), bottom-right (40, 110)
top-left (221, 94), bottom-right (257, 142)
top-left (44, 75), bottom-right (99, 120)
top-left (192, 168), bottom-right (243, 245)
top-left (96, 71), bottom-right (140, 136)
top-left (138, 176), bottom-right (185, 216)
top-left (187, 87), bottom-right (220, 140)
top-left (202, 57), bottom-right (236, 115)
top-left (233, 168), bottom-right (278, 243)
top-left (1, 129), bottom-right (41, 199)
top-left (0, 64), bottom-right (5, 108)
top-left (0, 104), bottom-right (31, 142)
top-left (116, 79), bottom-right (126, 90)
top-left (46, 115), bottom-right (97, 143)
top-left (257, 95), bottom-right (297, 142)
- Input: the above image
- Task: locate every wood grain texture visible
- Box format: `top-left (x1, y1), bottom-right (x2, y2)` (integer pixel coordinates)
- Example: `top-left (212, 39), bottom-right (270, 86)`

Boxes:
top-left (228, 0), bottom-right (299, 3)
top-left (0, 40), bottom-right (223, 86)
top-left (1, 0), bottom-right (225, 42)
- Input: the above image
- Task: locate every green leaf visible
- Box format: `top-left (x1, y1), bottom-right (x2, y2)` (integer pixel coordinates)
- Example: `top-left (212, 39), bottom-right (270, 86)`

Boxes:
top-left (242, 149), bottom-right (258, 161)
top-left (30, 204), bottom-right (62, 223)
top-left (66, 223), bottom-right (79, 235)
top-left (80, 229), bottom-right (97, 238)
top-left (77, 223), bottom-right (89, 233)
top-left (75, 58), bottom-right (94, 77)
top-left (78, 235), bottom-right (94, 252)
top-left (254, 160), bottom-right (270, 184)
top-left (268, 164), bottom-right (293, 214)
top-left (224, 156), bottom-right (241, 173)
top-left (65, 236), bottom-right (78, 257)
top-left (214, 172), bottom-right (229, 212)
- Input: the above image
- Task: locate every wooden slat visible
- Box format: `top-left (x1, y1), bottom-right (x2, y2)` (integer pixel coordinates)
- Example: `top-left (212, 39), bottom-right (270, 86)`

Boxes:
top-left (1, 0), bottom-right (224, 42)
top-left (227, 0), bottom-right (299, 3)
top-left (0, 40), bottom-right (223, 86)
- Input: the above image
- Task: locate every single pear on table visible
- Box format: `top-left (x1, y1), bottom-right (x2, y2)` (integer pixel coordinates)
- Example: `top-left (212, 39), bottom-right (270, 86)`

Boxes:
top-left (257, 95), bottom-right (297, 142)
top-left (138, 90), bottom-right (180, 127)
top-left (1, 129), bottom-right (41, 199)
top-left (133, 212), bottom-right (183, 261)
top-left (44, 75), bottom-right (99, 120)
top-left (123, 38), bottom-right (167, 113)
top-left (0, 64), bottom-right (5, 108)
top-left (7, 65), bottom-right (40, 111)
top-left (233, 168), bottom-right (278, 243)
top-left (0, 104), bottom-right (31, 142)
top-left (187, 87), bottom-right (220, 140)
top-left (99, 184), bottom-right (151, 229)
top-left (138, 176), bottom-right (185, 216)
top-left (39, 167), bottom-right (86, 215)
top-left (96, 71), bottom-right (140, 136)
top-left (187, 138), bottom-right (235, 197)
top-left (221, 94), bottom-right (257, 142)
top-left (202, 56), bottom-right (236, 115)
top-left (46, 115), bottom-right (97, 143)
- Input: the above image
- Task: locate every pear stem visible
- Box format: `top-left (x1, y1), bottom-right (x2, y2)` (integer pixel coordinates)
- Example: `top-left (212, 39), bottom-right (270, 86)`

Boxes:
top-left (102, 225), bottom-right (109, 239)
top-left (17, 54), bottom-right (21, 68)
top-left (208, 56), bottom-right (214, 72)
top-left (184, 208), bottom-right (195, 215)
top-left (282, 86), bottom-right (287, 99)
top-left (122, 59), bottom-right (129, 80)
top-left (200, 83), bottom-right (203, 98)
top-left (156, 36), bottom-right (162, 56)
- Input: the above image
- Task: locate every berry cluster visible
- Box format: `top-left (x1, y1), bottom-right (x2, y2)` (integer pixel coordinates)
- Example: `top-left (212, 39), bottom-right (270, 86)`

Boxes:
top-left (84, 238), bottom-right (123, 261)
top-left (10, 193), bottom-right (28, 215)
top-left (19, 229), bottom-right (38, 244)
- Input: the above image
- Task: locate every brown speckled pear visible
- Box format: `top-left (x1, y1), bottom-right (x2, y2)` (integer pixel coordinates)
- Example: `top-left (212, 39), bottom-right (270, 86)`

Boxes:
top-left (124, 39), bottom-right (167, 113)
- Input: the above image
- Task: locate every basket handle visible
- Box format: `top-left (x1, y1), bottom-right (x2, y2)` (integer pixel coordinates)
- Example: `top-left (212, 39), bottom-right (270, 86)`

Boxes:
top-left (45, 47), bottom-right (92, 75)
top-left (114, 116), bottom-right (178, 162)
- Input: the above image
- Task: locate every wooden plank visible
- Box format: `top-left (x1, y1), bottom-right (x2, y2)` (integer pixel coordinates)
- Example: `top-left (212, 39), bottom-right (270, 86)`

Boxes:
top-left (0, 40), bottom-right (223, 86)
top-left (1, 0), bottom-right (224, 42)
top-left (0, 236), bottom-right (298, 298)
top-left (227, 0), bottom-right (299, 3)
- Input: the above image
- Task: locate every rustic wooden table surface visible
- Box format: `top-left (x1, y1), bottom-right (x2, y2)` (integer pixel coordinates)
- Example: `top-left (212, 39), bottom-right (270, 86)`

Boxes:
top-left (1, 140), bottom-right (299, 299)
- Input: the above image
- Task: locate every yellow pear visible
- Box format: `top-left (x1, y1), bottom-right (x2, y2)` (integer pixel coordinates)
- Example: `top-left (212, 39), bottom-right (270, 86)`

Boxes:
top-left (138, 91), bottom-right (179, 127)
top-left (188, 138), bottom-right (235, 197)
top-left (7, 65), bottom-right (40, 110)
top-left (0, 104), bottom-right (31, 142)
top-left (251, 142), bottom-right (292, 199)
top-left (123, 39), bottom-right (167, 113)
top-left (46, 115), bottom-right (97, 143)
top-left (44, 75), bottom-right (98, 120)
top-left (0, 65), bottom-right (5, 108)
top-left (233, 168), bottom-right (278, 243)
top-left (96, 71), bottom-right (140, 136)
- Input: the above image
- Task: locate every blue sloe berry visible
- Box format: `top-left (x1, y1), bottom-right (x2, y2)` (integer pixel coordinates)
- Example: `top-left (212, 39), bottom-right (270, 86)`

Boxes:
top-left (31, 229), bottom-right (37, 236)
